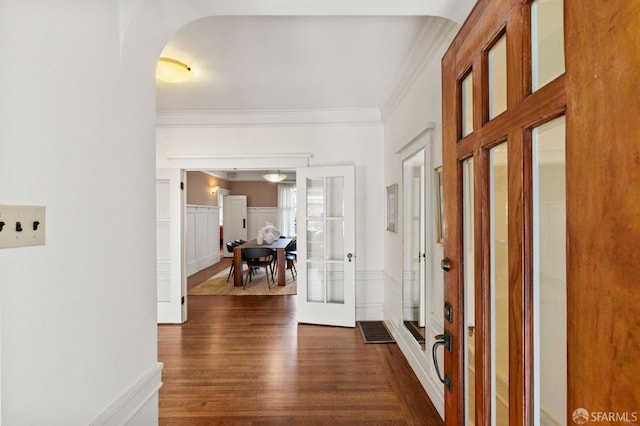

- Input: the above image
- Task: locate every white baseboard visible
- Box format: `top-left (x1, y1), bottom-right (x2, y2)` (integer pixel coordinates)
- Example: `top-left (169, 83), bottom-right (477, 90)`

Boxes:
top-left (89, 362), bottom-right (163, 426)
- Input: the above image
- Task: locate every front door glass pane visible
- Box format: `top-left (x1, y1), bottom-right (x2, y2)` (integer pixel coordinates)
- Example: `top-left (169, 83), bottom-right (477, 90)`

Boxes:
top-left (463, 158), bottom-right (476, 426)
top-left (489, 35), bottom-right (507, 119)
top-left (490, 142), bottom-right (509, 426)
top-left (532, 0), bottom-right (565, 90)
top-left (533, 116), bottom-right (567, 425)
top-left (461, 72), bottom-right (474, 138)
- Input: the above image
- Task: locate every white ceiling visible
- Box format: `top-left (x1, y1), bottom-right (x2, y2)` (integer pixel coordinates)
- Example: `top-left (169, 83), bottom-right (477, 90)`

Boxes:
top-left (156, 16), bottom-right (434, 112)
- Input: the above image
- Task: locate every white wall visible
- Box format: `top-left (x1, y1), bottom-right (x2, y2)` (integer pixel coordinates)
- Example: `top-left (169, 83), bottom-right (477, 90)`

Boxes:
top-left (0, 1), bottom-right (160, 424)
top-left (382, 17), bottom-right (460, 418)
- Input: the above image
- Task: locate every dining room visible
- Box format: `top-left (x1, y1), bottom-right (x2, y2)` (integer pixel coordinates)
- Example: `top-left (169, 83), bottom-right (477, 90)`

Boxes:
top-left (184, 169), bottom-right (298, 297)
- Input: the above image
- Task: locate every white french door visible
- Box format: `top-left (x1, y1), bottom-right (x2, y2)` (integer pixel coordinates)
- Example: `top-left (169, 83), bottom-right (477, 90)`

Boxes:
top-left (156, 168), bottom-right (186, 324)
top-left (296, 165), bottom-right (355, 327)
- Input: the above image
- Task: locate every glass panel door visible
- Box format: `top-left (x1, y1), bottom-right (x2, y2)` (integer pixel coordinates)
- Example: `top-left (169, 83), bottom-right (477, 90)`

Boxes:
top-left (296, 166), bottom-right (355, 327)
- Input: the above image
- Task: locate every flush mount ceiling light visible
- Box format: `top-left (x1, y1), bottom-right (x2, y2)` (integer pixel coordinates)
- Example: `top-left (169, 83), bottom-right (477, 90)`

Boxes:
top-left (156, 57), bottom-right (193, 83)
top-left (263, 171), bottom-right (287, 182)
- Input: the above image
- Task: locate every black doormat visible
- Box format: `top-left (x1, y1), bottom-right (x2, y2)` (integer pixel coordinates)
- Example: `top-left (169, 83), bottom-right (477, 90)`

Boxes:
top-left (357, 321), bottom-right (395, 344)
top-left (403, 321), bottom-right (426, 344)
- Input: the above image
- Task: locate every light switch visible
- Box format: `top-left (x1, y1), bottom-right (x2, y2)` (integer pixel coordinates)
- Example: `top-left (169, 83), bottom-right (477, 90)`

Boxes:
top-left (0, 205), bottom-right (46, 249)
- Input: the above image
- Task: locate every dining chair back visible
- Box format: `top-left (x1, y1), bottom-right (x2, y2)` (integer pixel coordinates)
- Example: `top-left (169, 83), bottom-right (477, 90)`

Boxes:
top-left (241, 247), bottom-right (275, 289)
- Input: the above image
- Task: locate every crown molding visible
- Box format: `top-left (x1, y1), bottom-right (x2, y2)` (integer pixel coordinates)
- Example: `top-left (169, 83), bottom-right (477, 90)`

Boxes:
top-left (156, 108), bottom-right (382, 128)
top-left (380, 18), bottom-right (460, 122)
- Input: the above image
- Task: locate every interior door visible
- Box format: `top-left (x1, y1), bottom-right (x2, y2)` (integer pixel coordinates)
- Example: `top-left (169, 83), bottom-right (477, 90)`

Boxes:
top-left (296, 165), bottom-right (355, 327)
top-left (156, 168), bottom-right (187, 324)
top-left (222, 195), bottom-right (247, 257)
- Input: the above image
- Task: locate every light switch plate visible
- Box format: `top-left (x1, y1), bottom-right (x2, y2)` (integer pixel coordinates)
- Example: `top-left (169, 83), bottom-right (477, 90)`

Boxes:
top-left (0, 205), bottom-right (46, 249)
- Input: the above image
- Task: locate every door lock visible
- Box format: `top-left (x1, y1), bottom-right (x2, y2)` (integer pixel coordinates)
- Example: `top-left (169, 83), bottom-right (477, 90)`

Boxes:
top-left (441, 257), bottom-right (451, 271)
top-left (444, 301), bottom-right (453, 324)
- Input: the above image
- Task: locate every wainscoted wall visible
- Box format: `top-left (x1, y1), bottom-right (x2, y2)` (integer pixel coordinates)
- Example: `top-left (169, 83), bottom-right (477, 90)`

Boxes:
top-left (384, 272), bottom-right (445, 417)
top-left (355, 270), bottom-right (385, 321)
top-left (186, 205), bottom-right (220, 276)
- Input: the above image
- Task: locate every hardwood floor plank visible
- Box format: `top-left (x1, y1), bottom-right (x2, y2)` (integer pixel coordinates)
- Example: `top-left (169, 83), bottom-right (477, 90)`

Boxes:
top-left (159, 293), bottom-right (443, 425)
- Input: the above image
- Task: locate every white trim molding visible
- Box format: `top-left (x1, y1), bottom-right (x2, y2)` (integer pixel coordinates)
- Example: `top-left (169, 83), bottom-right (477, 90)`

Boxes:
top-left (156, 108), bottom-right (382, 128)
top-left (166, 153), bottom-right (312, 171)
top-left (89, 362), bottom-right (163, 426)
top-left (380, 18), bottom-right (460, 122)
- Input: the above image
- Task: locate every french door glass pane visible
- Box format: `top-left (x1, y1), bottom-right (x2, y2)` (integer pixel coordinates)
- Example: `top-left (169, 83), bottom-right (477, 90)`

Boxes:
top-left (327, 263), bottom-right (345, 304)
top-left (307, 220), bottom-right (324, 260)
top-left (532, 0), bottom-right (565, 91)
top-left (489, 35), bottom-right (507, 119)
top-left (307, 262), bottom-right (325, 303)
top-left (463, 158), bottom-right (476, 426)
top-left (462, 72), bottom-right (474, 138)
top-left (327, 220), bottom-right (344, 261)
top-left (307, 177), bottom-right (324, 217)
top-left (533, 116), bottom-right (567, 425)
top-left (490, 143), bottom-right (509, 426)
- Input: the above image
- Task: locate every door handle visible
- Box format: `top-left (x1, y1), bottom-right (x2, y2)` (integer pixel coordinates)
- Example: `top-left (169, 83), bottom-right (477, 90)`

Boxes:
top-left (432, 332), bottom-right (452, 392)
top-left (242, 219), bottom-right (246, 229)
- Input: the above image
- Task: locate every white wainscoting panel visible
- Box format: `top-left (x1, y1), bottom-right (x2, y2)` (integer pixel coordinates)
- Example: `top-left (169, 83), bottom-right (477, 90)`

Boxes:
top-left (383, 271), bottom-right (445, 419)
top-left (186, 205), bottom-right (220, 276)
top-left (355, 270), bottom-right (385, 321)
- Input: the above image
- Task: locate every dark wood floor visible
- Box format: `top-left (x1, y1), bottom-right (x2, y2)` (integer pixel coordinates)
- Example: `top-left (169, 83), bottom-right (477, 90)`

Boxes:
top-left (159, 260), bottom-right (444, 425)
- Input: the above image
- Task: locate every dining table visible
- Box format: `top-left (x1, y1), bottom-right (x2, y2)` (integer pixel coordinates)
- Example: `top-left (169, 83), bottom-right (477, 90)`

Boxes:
top-left (233, 238), bottom-right (293, 287)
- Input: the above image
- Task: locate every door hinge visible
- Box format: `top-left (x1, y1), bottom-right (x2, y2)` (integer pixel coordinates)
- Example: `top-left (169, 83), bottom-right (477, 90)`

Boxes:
top-left (181, 296), bottom-right (185, 305)
top-left (180, 182), bottom-right (184, 191)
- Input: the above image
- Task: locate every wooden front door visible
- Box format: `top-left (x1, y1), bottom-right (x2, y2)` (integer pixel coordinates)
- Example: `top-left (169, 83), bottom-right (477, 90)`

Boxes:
top-left (440, 0), bottom-right (639, 425)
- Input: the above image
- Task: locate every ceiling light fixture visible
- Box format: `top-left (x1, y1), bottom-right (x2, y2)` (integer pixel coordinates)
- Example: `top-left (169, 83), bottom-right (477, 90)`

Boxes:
top-left (156, 57), bottom-right (193, 83)
top-left (263, 171), bottom-right (287, 183)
